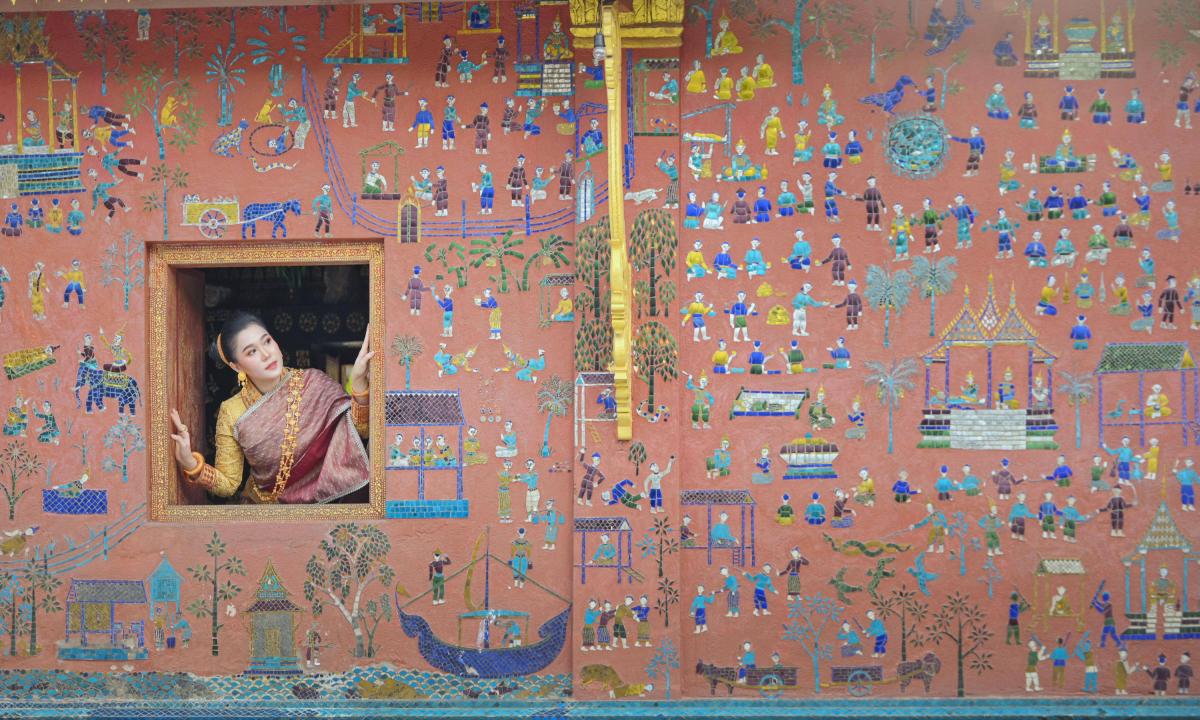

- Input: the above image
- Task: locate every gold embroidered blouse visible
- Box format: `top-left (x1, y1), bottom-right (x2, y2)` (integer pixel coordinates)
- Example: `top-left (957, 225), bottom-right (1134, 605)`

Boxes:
top-left (188, 377), bottom-right (370, 502)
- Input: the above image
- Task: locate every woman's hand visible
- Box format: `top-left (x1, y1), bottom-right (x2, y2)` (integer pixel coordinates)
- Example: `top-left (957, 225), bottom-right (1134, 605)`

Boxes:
top-left (169, 409), bottom-right (198, 472)
top-left (350, 325), bottom-right (375, 396)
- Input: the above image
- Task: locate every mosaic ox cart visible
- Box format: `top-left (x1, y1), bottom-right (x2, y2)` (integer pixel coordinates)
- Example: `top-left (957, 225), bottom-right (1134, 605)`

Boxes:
top-left (695, 660), bottom-right (800, 699)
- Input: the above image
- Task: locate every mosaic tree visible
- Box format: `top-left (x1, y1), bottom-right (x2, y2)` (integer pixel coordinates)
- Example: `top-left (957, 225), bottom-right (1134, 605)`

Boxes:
top-left (206, 7), bottom-right (252, 50)
top-left (846, 5), bottom-right (903, 85)
top-left (655, 576), bottom-right (679, 629)
top-left (187, 531), bottom-right (246, 657)
top-left (916, 591), bottom-right (994, 698)
top-left (100, 231), bottom-right (145, 312)
top-left (101, 414), bottom-right (145, 485)
top-left (575, 317), bottom-right (613, 373)
top-left (864, 356), bottom-right (919, 454)
top-left (247, 18), bottom-right (309, 97)
top-left (142, 163), bottom-right (189, 243)
top-left (124, 63), bottom-right (203, 161)
top-left (1056, 369), bottom-right (1095, 450)
top-left (864, 264), bottom-right (914, 348)
top-left (871, 584), bottom-right (928, 662)
top-left (156, 10), bottom-right (203, 81)
top-left (636, 515), bottom-right (679, 580)
top-left (926, 48), bottom-right (968, 110)
top-left (632, 321), bottom-right (679, 412)
top-left (628, 441), bottom-right (647, 476)
top-left (1155, 0), bottom-right (1200, 67)
top-left (424, 240), bottom-right (469, 288)
top-left (0, 440), bottom-right (42, 521)
top-left (946, 511), bottom-right (978, 577)
top-left (909, 255), bottom-right (958, 337)
top-left (204, 44), bottom-right (247, 128)
top-left (629, 208), bottom-right (679, 319)
top-left (22, 557), bottom-right (61, 656)
top-left (0, 570), bottom-right (29, 657)
top-left (576, 220), bottom-right (612, 321)
top-left (304, 523), bottom-right (395, 659)
top-left (390, 334), bottom-right (424, 390)
top-left (470, 230), bottom-right (526, 294)
top-left (520, 233), bottom-right (571, 292)
top-left (781, 592), bottom-right (844, 693)
top-left (646, 636), bottom-right (681, 698)
top-left (537, 375), bottom-right (573, 458)
top-left (79, 14), bottom-right (133, 97)
top-left (743, 0), bottom-right (852, 85)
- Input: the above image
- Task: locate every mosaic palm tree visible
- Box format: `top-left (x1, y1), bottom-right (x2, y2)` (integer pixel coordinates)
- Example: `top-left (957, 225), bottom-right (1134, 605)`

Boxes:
top-left (391, 334), bottom-right (424, 390)
top-left (865, 356), bottom-right (919, 454)
top-left (470, 230), bottom-right (525, 294)
top-left (910, 255), bottom-right (958, 337)
top-left (864, 264), bottom-right (914, 348)
top-left (1057, 369), bottom-right (1095, 450)
top-left (536, 375), bottom-right (572, 457)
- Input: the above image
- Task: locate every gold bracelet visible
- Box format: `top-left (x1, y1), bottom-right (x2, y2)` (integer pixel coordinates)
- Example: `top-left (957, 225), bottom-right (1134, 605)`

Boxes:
top-left (351, 388), bottom-right (370, 404)
top-left (182, 451), bottom-right (206, 479)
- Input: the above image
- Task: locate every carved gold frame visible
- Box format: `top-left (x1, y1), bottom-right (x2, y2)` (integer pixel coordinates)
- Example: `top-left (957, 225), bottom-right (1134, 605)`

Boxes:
top-left (146, 239), bottom-right (387, 522)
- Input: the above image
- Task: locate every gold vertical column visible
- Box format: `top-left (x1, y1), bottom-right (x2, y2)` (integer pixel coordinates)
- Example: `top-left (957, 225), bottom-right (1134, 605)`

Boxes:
top-left (1100, 0), bottom-right (1106, 52)
top-left (1023, 3), bottom-right (1032, 54)
top-left (1053, 0), bottom-right (1059, 54)
top-left (1127, 0), bottom-right (1134, 53)
top-left (15, 65), bottom-right (23, 154)
top-left (602, 1), bottom-right (633, 440)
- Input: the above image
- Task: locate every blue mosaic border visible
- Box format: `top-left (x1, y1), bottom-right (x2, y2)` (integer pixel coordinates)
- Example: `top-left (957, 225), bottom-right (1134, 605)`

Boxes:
top-left (2, 698), bottom-right (1199, 719)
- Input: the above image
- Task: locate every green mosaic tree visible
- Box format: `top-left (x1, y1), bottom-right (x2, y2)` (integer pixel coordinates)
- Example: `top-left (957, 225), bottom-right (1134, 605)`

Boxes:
top-left (575, 220), bottom-right (611, 321)
top-left (141, 163), bottom-right (189, 243)
top-left (100, 231), bottom-right (145, 312)
top-left (632, 321), bottom-right (678, 412)
top-left (0, 440), bottom-right (41, 521)
top-left (187, 531), bottom-right (246, 657)
top-left (424, 240), bottom-right (469, 288)
top-left (304, 523), bottom-right (395, 658)
top-left (627, 441), bottom-right (647, 476)
top-left (655, 576), bottom-right (679, 629)
top-left (470, 230), bottom-right (525, 294)
top-left (23, 557), bottom-right (61, 656)
top-left (520, 233), bottom-right (571, 292)
top-left (646, 636), bottom-right (681, 698)
top-left (910, 255), bottom-right (958, 337)
top-left (629, 208), bottom-right (678, 319)
top-left (575, 318), bottom-right (613, 373)
top-left (125, 63), bottom-right (203, 161)
top-left (1057, 369), bottom-right (1095, 450)
top-left (0, 570), bottom-right (29, 657)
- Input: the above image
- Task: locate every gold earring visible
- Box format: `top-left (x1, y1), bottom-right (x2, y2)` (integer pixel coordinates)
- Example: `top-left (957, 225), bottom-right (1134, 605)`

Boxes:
top-left (237, 371), bottom-right (247, 387)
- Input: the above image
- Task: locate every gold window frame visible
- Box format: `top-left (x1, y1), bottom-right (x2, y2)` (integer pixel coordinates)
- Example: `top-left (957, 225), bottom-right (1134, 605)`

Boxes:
top-left (146, 239), bottom-right (387, 522)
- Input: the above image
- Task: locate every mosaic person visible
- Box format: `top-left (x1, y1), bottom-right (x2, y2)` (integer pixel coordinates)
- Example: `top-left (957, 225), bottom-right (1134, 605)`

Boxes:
top-left (169, 312), bottom-right (373, 504)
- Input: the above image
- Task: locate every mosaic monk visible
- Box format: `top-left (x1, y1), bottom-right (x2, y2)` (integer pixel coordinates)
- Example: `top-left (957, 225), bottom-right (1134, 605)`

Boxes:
top-left (169, 312), bottom-right (374, 504)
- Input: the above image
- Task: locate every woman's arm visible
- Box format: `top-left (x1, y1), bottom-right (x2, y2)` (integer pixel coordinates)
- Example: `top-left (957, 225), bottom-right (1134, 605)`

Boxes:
top-left (184, 404), bottom-right (244, 498)
top-left (351, 391), bottom-right (369, 438)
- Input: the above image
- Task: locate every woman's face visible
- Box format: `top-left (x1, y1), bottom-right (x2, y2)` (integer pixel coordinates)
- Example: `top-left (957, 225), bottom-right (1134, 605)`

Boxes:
top-left (230, 324), bottom-right (284, 389)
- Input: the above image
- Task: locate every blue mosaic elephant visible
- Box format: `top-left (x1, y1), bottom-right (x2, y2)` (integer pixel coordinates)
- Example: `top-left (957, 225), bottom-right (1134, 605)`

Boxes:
top-left (75, 364), bottom-right (141, 415)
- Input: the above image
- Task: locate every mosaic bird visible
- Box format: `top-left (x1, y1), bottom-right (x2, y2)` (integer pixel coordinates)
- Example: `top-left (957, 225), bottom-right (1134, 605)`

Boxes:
top-left (907, 552), bottom-right (939, 596)
top-left (828, 567), bottom-right (863, 604)
top-left (859, 75), bottom-right (917, 114)
top-left (1106, 399), bottom-right (1125, 419)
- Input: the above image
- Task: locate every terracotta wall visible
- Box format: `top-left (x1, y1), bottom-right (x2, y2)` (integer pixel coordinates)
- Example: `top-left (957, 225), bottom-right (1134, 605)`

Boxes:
top-left (0, 0), bottom-right (1198, 707)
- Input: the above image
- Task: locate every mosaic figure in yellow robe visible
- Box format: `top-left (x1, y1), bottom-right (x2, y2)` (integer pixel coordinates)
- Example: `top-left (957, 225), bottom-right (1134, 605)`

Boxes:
top-left (712, 15), bottom-right (742, 56)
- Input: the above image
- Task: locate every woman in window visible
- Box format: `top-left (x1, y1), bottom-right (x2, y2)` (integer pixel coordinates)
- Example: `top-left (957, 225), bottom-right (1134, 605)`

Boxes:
top-left (169, 312), bottom-right (374, 504)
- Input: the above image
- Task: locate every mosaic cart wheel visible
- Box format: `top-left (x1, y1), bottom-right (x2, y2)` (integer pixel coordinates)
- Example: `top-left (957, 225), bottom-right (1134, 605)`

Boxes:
top-left (758, 674), bottom-right (784, 699)
top-left (197, 208), bottom-right (228, 239)
top-left (884, 113), bottom-right (949, 180)
top-left (847, 669), bottom-right (873, 697)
